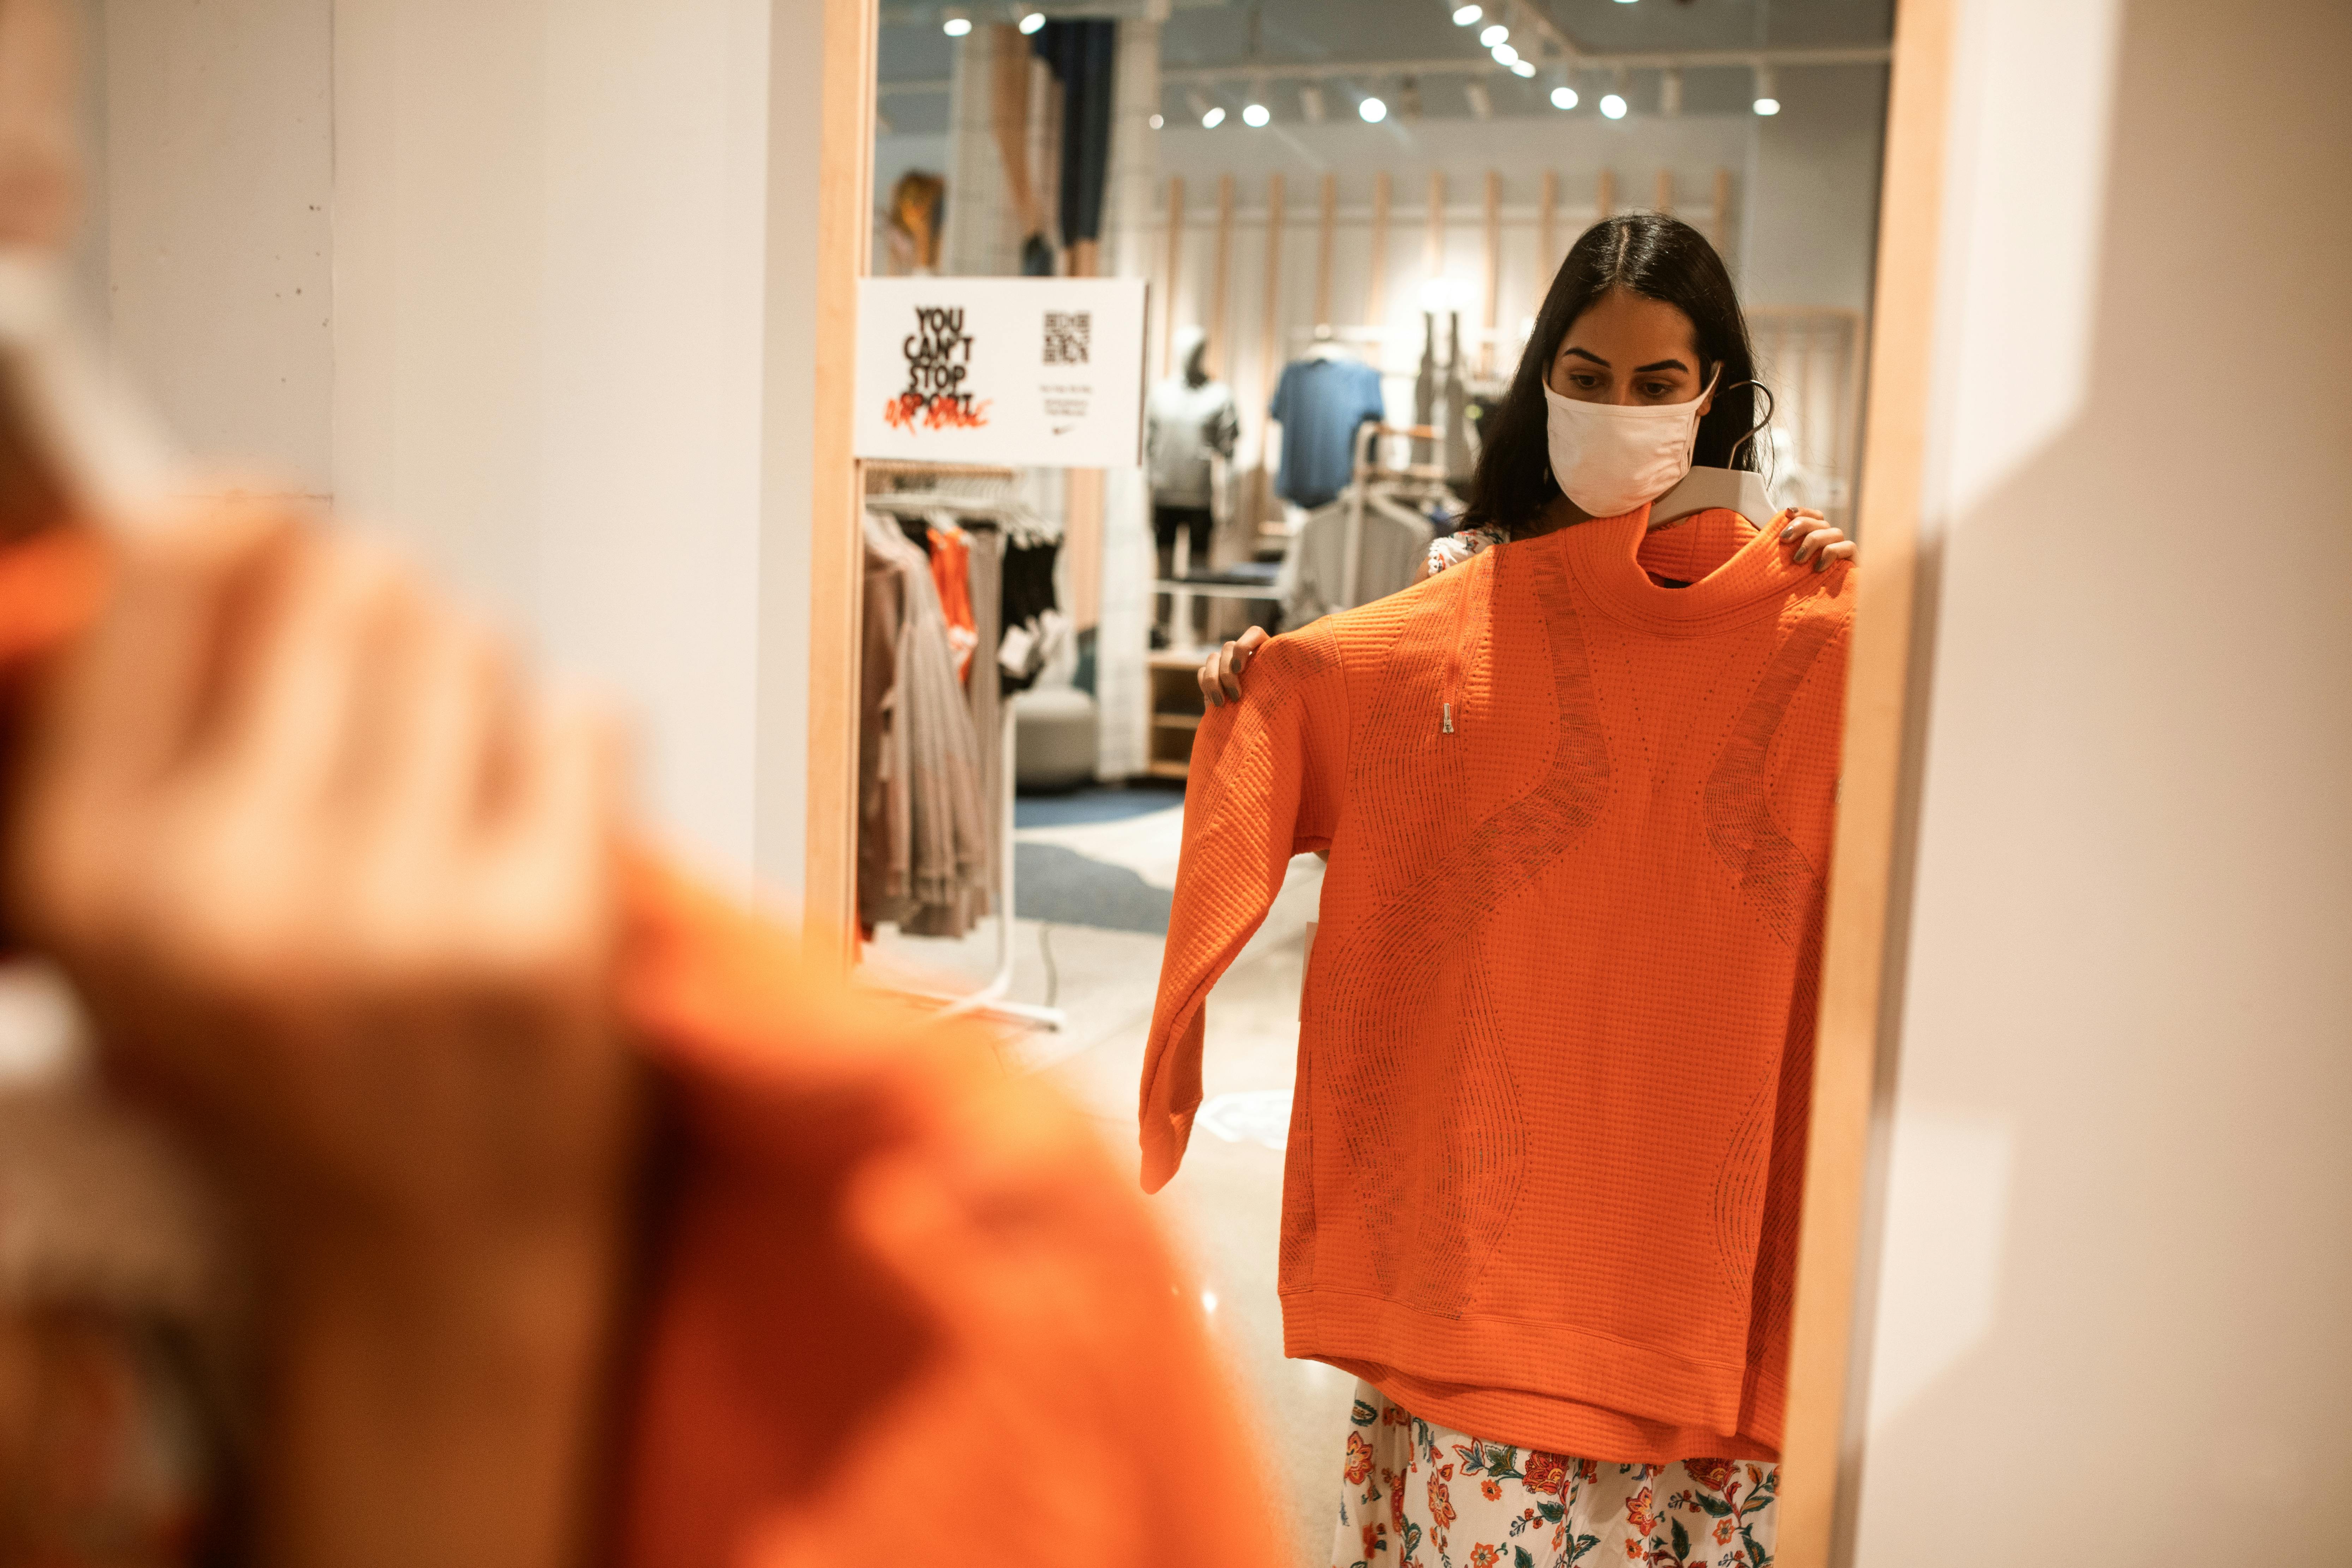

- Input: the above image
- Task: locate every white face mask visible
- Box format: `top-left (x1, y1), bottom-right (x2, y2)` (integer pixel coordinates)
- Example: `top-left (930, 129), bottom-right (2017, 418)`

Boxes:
top-left (1542, 367), bottom-right (1719, 518)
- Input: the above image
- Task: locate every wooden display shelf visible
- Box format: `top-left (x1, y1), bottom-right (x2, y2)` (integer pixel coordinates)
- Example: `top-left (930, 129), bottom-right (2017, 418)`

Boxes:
top-left (1147, 650), bottom-right (1208, 778)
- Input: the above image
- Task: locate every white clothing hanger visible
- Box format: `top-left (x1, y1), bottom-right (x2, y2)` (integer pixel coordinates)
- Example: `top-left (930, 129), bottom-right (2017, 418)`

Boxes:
top-left (0, 0), bottom-right (180, 541)
top-left (1646, 464), bottom-right (1776, 531)
top-left (1647, 378), bottom-right (1781, 531)
top-left (0, 252), bottom-right (176, 534)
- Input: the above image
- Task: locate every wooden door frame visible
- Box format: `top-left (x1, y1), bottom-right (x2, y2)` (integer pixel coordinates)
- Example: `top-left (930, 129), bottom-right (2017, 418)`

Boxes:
top-left (1776, 0), bottom-right (1956, 1562)
top-left (797, 0), bottom-right (1961, 1555)
top-left (803, 0), bottom-right (877, 965)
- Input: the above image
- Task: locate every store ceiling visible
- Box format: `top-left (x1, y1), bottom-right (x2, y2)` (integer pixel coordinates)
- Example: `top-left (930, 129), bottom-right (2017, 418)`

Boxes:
top-left (877, 0), bottom-right (1892, 134)
top-left (1161, 0), bottom-right (1892, 68)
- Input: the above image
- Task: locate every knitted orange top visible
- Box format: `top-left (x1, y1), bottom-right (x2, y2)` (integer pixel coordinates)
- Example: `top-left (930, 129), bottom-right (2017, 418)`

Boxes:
top-left (1141, 505), bottom-right (1853, 1465)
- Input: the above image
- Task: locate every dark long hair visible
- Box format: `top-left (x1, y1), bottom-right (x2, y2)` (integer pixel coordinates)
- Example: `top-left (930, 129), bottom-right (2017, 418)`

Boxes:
top-left (1462, 213), bottom-right (1764, 535)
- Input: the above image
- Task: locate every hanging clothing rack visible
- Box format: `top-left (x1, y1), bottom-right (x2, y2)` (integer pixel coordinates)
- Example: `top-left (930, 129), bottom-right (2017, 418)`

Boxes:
top-left (861, 464), bottom-right (1066, 1034)
top-left (1343, 421), bottom-right (1453, 608)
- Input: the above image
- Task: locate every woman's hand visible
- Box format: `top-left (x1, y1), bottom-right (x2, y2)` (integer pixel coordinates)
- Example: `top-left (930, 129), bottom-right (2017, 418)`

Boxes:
top-left (1778, 507), bottom-right (1854, 572)
top-left (5, 510), bottom-right (637, 1568)
top-left (1198, 625), bottom-right (1270, 709)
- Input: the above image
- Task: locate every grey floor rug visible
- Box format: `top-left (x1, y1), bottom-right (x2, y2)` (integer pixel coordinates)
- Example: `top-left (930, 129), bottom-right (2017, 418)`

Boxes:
top-left (1014, 841), bottom-right (1174, 935)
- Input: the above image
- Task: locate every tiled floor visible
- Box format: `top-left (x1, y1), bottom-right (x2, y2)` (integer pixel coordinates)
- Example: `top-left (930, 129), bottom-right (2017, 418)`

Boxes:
top-left (863, 791), bottom-right (1350, 1566)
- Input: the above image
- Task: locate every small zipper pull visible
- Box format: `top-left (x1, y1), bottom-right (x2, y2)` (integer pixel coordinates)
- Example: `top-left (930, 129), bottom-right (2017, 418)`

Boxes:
top-left (1442, 702), bottom-right (1454, 735)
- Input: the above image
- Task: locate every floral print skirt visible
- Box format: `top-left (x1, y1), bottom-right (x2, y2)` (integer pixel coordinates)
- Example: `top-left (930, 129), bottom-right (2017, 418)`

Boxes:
top-left (1330, 1381), bottom-right (1779, 1568)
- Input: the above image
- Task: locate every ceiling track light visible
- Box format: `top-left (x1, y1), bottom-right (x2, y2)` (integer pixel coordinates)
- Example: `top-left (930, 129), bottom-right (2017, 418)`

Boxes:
top-left (1242, 99), bottom-right (1271, 128)
top-left (1451, 2), bottom-right (1482, 23)
top-left (1550, 83), bottom-right (1578, 110)
top-left (1478, 22), bottom-right (1508, 46)
top-left (941, 6), bottom-right (971, 37)
top-left (1018, 9), bottom-right (1045, 34)
top-left (1357, 92), bottom-right (1388, 123)
top-left (1490, 42), bottom-right (1519, 67)
top-left (1753, 62), bottom-right (1780, 115)
top-left (1509, 58), bottom-right (1536, 77)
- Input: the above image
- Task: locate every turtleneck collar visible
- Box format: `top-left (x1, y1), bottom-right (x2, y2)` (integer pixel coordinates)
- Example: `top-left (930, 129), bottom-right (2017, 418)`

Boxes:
top-left (1548, 505), bottom-right (1842, 636)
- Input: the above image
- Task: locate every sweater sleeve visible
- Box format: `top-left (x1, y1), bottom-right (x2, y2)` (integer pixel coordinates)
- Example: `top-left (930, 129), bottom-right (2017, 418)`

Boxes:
top-left (1139, 624), bottom-right (1347, 1192)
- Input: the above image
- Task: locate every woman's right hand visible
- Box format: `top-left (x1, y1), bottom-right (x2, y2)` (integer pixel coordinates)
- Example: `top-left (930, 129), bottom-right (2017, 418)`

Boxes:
top-left (1198, 625), bottom-right (1270, 709)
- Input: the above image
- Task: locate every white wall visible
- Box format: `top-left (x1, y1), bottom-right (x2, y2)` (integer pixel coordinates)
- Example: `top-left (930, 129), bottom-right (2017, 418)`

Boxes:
top-left (1742, 64), bottom-right (1889, 316)
top-left (1850, 1), bottom-right (2352, 1559)
top-left (331, 0), bottom-right (783, 890)
top-left (753, 0), bottom-right (826, 900)
top-left (89, 0), bottom-right (334, 495)
top-left (77, 0), bottom-right (826, 897)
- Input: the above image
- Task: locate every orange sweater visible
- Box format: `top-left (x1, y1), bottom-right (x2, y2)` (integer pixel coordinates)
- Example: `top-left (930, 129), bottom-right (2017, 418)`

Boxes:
top-left (1142, 506), bottom-right (1852, 1464)
top-left (0, 523), bottom-right (1286, 1568)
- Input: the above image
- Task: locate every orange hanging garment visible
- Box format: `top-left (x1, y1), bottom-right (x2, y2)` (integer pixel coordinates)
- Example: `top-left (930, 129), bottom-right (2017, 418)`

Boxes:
top-left (0, 520), bottom-right (1286, 1568)
top-left (1142, 506), bottom-right (1853, 1465)
top-left (928, 523), bottom-right (979, 685)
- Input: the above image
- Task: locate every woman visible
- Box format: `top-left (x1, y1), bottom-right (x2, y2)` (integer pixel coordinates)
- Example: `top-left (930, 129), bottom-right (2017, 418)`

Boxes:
top-left (1142, 214), bottom-right (1853, 1568)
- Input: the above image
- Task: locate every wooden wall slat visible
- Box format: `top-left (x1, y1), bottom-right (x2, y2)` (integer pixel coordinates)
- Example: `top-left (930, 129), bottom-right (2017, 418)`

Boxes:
top-left (1161, 175), bottom-right (1184, 377)
top-left (1253, 172), bottom-right (1285, 543)
top-left (1424, 169), bottom-right (1446, 283)
top-left (1314, 171), bottom-right (1337, 329)
top-left (1209, 172), bottom-right (1235, 374)
top-left (1481, 169), bottom-right (1501, 374)
top-left (1538, 168), bottom-right (1559, 286)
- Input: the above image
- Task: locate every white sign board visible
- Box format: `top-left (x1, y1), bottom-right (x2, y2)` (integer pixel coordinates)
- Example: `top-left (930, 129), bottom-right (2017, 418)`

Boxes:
top-left (852, 276), bottom-right (1146, 469)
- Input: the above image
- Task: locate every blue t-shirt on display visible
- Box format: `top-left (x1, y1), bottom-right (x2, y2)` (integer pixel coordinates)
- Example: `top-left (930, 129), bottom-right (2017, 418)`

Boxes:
top-left (1269, 356), bottom-right (1387, 510)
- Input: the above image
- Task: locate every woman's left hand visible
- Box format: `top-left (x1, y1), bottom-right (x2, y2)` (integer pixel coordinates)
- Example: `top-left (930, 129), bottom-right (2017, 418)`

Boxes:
top-left (1777, 507), bottom-right (1854, 572)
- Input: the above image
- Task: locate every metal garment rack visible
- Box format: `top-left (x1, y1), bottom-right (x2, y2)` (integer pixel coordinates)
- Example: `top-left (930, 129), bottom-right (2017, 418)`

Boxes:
top-left (1342, 421), bottom-right (1454, 608)
top-left (861, 462), bottom-right (1066, 1034)
top-left (1150, 524), bottom-right (1283, 654)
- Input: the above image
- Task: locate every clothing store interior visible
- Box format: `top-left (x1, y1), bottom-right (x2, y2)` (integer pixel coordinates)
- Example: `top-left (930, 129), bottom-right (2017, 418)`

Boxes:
top-left (0, 0), bottom-right (2346, 1564)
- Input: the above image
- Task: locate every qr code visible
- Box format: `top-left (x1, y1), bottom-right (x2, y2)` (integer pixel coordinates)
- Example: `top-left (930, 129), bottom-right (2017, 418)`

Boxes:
top-left (1043, 310), bottom-right (1091, 365)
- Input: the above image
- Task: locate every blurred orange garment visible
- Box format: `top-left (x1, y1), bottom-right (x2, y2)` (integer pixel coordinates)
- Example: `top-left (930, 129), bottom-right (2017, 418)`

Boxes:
top-left (928, 522), bottom-right (979, 684)
top-left (0, 524), bottom-right (1288, 1568)
top-left (1141, 507), bottom-right (1853, 1467)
